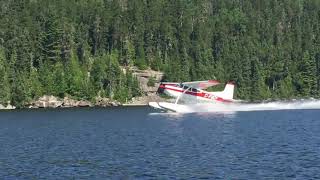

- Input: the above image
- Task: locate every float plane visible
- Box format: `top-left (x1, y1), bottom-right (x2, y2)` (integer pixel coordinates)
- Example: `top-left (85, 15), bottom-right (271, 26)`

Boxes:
top-left (149, 80), bottom-right (236, 112)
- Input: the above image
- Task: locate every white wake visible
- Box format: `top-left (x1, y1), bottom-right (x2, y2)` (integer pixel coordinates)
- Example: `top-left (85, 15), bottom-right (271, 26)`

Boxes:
top-left (170, 99), bottom-right (320, 113)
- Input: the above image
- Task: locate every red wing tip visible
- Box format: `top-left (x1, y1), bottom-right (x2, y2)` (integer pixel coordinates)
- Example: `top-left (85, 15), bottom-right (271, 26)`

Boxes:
top-left (208, 80), bottom-right (220, 84)
top-left (227, 81), bottom-right (236, 85)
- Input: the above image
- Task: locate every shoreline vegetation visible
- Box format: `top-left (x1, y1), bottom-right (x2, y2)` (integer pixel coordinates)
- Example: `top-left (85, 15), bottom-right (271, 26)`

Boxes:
top-left (0, 68), bottom-right (166, 110)
top-left (0, 1), bottom-right (319, 109)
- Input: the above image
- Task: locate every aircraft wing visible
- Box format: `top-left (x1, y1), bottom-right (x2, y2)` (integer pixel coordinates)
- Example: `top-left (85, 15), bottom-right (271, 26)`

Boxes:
top-left (182, 80), bottom-right (220, 89)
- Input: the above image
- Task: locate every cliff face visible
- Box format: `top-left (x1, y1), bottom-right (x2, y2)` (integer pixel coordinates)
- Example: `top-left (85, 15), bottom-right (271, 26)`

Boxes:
top-left (126, 67), bottom-right (167, 105)
top-left (131, 67), bottom-right (163, 94)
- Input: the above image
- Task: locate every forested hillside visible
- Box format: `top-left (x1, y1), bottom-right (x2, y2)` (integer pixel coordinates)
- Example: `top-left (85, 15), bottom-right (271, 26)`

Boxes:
top-left (0, 0), bottom-right (319, 106)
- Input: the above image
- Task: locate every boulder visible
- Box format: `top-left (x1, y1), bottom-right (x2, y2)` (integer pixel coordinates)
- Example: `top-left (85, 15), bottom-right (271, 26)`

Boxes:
top-left (78, 100), bottom-right (93, 107)
top-left (95, 97), bottom-right (121, 107)
top-left (109, 101), bottom-right (121, 106)
top-left (33, 95), bottom-right (63, 108)
top-left (63, 97), bottom-right (79, 107)
top-left (6, 104), bottom-right (16, 109)
top-left (95, 97), bottom-right (111, 107)
top-left (0, 104), bottom-right (16, 110)
top-left (28, 105), bottom-right (39, 109)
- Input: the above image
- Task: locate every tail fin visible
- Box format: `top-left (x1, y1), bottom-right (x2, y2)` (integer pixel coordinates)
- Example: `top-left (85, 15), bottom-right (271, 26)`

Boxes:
top-left (210, 82), bottom-right (235, 100)
top-left (221, 82), bottom-right (235, 100)
top-left (213, 82), bottom-right (234, 100)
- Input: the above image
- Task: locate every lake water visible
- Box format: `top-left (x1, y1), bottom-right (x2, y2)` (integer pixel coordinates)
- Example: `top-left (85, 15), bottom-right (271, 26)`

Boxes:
top-left (0, 107), bottom-right (320, 179)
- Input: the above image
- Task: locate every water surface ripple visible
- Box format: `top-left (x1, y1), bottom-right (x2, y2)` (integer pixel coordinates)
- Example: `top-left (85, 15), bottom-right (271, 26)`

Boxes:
top-left (0, 107), bottom-right (320, 179)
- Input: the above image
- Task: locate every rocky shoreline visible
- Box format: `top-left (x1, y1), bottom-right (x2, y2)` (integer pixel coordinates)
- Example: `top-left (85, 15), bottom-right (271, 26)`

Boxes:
top-left (0, 95), bottom-right (122, 110)
top-left (0, 93), bottom-right (169, 110)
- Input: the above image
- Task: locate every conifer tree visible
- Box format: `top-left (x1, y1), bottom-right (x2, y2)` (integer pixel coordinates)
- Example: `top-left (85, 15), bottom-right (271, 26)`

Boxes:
top-left (0, 48), bottom-right (11, 105)
top-left (28, 67), bottom-right (43, 100)
top-left (0, 0), bottom-right (320, 105)
top-left (250, 57), bottom-right (270, 100)
top-left (299, 51), bottom-right (317, 97)
top-left (67, 50), bottom-right (85, 97)
top-left (53, 62), bottom-right (67, 98)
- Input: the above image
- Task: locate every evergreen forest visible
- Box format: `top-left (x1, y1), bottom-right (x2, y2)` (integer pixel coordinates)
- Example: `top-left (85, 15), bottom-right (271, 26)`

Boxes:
top-left (0, 0), bottom-right (319, 107)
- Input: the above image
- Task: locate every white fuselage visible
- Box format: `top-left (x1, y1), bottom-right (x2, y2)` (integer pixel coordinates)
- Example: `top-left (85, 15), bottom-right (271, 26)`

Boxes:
top-left (163, 84), bottom-right (232, 103)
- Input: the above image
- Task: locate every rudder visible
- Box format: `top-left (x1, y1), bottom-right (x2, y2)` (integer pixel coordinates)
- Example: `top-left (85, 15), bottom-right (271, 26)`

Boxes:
top-left (221, 82), bottom-right (234, 100)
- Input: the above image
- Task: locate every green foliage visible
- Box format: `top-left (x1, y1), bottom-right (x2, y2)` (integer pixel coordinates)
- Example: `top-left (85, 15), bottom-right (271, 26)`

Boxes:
top-left (135, 58), bottom-right (148, 70)
top-left (28, 68), bottom-right (43, 99)
top-left (39, 61), bottom-right (55, 95)
top-left (0, 0), bottom-right (319, 106)
top-left (250, 58), bottom-right (270, 100)
top-left (147, 76), bottom-right (156, 87)
top-left (66, 50), bottom-right (85, 97)
top-left (10, 72), bottom-right (29, 108)
top-left (91, 56), bottom-right (108, 93)
top-left (298, 51), bottom-right (317, 96)
top-left (0, 48), bottom-right (11, 105)
top-left (277, 74), bottom-right (294, 99)
top-left (122, 40), bottom-right (135, 66)
top-left (53, 62), bottom-right (67, 98)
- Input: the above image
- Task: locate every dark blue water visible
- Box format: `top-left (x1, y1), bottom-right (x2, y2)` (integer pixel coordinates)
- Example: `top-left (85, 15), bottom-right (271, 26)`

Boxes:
top-left (0, 107), bottom-right (320, 179)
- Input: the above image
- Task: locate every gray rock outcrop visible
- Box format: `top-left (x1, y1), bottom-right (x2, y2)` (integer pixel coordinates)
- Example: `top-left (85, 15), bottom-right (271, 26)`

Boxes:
top-left (62, 97), bottom-right (79, 107)
top-left (130, 67), bottom-right (164, 94)
top-left (125, 67), bottom-right (168, 105)
top-left (32, 95), bottom-right (63, 108)
top-left (0, 103), bottom-right (16, 109)
top-left (78, 100), bottom-right (93, 107)
top-left (95, 97), bottom-right (121, 107)
top-left (31, 96), bottom-right (94, 108)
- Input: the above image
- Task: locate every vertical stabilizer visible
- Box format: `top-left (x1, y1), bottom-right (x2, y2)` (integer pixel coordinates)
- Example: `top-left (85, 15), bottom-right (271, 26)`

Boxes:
top-left (221, 82), bottom-right (234, 100)
top-left (210, 82), bottom-right (235, 100)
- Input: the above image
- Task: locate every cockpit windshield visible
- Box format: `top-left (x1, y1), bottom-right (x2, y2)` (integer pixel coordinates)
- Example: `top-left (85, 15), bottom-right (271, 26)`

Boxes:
top-left (179, 84), bottom-right (200, 93)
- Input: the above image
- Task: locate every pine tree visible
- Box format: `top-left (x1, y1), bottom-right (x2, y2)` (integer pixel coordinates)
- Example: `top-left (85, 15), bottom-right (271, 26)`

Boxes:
top-left (91, 56), bottom-right (107, 93)
top-left (40, 13), bottom-right (63, 62)
top-left (122, 39), bottom-right (135, 66)
top-left (11, 72), bottom-right (28, 108)
top-left (66, 50), bottom-right (85, 97)
top-left (0, 48), bottom-right (11, 105)
top-left (53, 62), bottom-right (67, 98)
top-left (277, 74), bottom-right (294, 99)
top-left (39, 61), bottom-right (55, 96)
top-left (0, 0), bottom-right (320, 104)
top-left (28, 67), bottom-right (43, 100)
top-left (250, 57), bottom-right (270, 100)
top-left (298, 51), bottom-right (317, 97)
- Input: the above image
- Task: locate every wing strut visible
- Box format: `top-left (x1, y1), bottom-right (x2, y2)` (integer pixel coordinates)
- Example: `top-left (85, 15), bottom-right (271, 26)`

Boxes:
top-left (175, 86), bottom-right (191, 105)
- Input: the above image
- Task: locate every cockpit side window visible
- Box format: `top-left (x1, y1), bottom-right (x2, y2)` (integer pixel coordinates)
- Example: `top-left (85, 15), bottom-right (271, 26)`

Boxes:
top-left (183, 85), bottom-right (189, 90)
top-left (178, 84), bottom-right (200, 93)
top-left (191, 88), bottom-right (199, 92)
